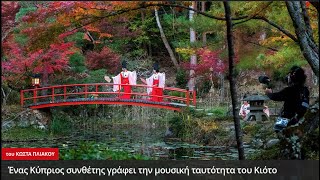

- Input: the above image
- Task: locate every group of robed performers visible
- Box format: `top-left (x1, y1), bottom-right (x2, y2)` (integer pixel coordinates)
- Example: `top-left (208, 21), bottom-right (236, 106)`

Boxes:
top-left (104, 61), bottom-right (166, 102)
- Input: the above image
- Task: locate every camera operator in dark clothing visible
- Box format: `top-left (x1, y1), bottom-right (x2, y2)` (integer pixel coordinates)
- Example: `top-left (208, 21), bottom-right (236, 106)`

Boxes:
top-left (265, 66), bottom-right (310, 127)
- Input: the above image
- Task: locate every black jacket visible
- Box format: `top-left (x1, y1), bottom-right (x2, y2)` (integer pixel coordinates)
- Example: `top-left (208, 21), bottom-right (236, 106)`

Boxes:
top-left (267, 85), bottom-right (309, 119)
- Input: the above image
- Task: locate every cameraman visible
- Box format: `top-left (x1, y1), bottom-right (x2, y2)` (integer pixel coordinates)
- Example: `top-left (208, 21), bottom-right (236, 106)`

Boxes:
top-left (265, 66), bottom-right (309, 127)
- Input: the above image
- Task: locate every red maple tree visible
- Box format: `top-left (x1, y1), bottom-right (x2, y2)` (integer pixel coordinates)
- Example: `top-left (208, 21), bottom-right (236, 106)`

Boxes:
top-left (1, 1), bottom-right (21, 42)
top-left (85, 47), bottom-right (120, 74)
top-left (2, 39), bottom-right (74, 89)
top-left (181, 48), bottom-right (226, 79)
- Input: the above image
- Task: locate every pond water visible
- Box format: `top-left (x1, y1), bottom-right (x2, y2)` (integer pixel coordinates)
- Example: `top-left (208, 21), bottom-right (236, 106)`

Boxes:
top-left (2, 125), bottom-right (259, 160)
top-left (2, 105), bottom-right (261, 159)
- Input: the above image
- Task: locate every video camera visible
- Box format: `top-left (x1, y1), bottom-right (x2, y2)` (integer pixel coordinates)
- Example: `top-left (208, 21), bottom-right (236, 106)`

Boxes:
top-left (258, 76), bottom-right (273, 88)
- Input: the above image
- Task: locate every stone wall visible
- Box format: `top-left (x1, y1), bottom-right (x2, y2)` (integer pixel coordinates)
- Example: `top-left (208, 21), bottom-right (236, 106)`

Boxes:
top-left (2, 108), bottom-right (51, 131)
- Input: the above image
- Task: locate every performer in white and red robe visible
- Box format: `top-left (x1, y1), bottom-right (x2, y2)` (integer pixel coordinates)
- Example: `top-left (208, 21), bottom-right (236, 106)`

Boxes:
top-left (146, 63), bottom-right (165, 102)
top-left (112, 61), bottom-right (137, 99)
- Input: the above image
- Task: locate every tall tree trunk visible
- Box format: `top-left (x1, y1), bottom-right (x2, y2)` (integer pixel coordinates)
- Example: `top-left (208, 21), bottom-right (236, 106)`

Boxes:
top-left (188, 2), bottom-right (197, 91)
top-left (219, 72), bottom-right (225, 104)
top-left (1, 87), bottom-right (9, 106)
top-left (286, 1), bottom-right (319, 77)
top-left (154, 8), bottom-right (179, 70)
top-left (223, 1), bottom-right (245, 160)
top-left (201, 1), bottom-right (207, 47)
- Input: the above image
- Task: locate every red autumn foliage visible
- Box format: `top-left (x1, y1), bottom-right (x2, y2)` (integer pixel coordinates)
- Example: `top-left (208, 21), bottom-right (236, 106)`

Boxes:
top-left (305, 1), bottom-right (310, 8)
top-left (1, 1), bottom-right (21, 41)
top-left (2, 40), bottom-right (74, 88)
top-left (98, 18), bottom-right (141, 39)
top-left (181, 48), bottom-right (226, 79)
top-left (85, 47), bottom-right (120, 73)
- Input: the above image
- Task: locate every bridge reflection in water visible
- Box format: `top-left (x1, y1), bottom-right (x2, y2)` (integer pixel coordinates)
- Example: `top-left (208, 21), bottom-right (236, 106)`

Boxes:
top-left (20, 83), bottom-right (196, 112)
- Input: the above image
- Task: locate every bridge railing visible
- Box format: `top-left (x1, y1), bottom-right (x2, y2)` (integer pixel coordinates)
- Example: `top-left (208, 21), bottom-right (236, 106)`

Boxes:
top-left (20, 83), bottom-right (196, 108)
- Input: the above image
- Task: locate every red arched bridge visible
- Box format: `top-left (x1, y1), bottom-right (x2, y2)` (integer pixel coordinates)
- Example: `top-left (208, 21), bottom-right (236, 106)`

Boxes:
top-left (20, 83), bottom-right (196, 112)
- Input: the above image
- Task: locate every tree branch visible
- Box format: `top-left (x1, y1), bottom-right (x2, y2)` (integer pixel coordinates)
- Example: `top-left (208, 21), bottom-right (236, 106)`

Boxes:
top-left (233, 2), bottom-right (273, 26)
top-left (253, 16), bottom-right (298, 42)
top-left (243, 39), bottom-right (279, 52)
top-left (154, 8), bottom-right (179, 70)
top-left (286, 1), bottom-right (319, 77)
top-left (300, 1), bottom-right (319, 54)
top-left (73, 3), bottom-right (300, 45)
top-left (70, 2), bottom-right (251, 32)
top-left (223, 1), bottom-right (245, 160)
top-left (3, 108), bottom-right (32, 122)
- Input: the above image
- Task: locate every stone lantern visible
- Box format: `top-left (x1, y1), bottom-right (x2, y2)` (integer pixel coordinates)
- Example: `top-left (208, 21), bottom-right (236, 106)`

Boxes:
top-left (243, 94), bottom-right (270, 121)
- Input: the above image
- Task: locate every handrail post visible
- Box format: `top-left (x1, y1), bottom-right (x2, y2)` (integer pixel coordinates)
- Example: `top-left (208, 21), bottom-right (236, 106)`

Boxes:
top-left (64, 86), bottom-right (66, 100)
top-left (20, 90), bottom-right (24, 107)
top-left (85, 85), bottom-right (88, 98)
top-left (51, 87), bottom-right (54, 102)
top-left (118, 84), bottom-right (121, 98)
top-left (33, 88), bottom-right (37, 104)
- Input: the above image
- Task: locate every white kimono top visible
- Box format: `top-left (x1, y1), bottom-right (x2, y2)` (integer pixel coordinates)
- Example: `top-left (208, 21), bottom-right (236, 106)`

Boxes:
top-left (146, 72), bottom-right (165, 95)
top-left (112, 71), bottom-right (137, 92)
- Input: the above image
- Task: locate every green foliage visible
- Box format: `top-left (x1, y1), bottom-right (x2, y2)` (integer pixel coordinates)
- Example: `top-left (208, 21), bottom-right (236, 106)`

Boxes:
top-left (175, 69), bottom-right (188, 88)
top-left (128, 49), bottom-right (145, 57)
top-left (197, 79), bottom-right (212, 97)
top-left (262, 45), bottom-right (307, 77)
top-left (64, 32), bottom-right (85, 48)
top-left (206, 106), bottom-right (228, 119)
top-left (84, 69), bottom-right (108, 84)
top-left (187, 108), bottom-right (206, 118)
top-left (162, 13), bottom-right (191, 52)
top-left (1, 85), bottom-right (20, 105)
top-left (168, 91), bottom-right (185, 98)
top-left (15, 7), bottom-right (37, 22)
top-left (236, 19), bottom-right (266, 35)
top-left (107, 39), bottom-right (129, 55)
top-left (69, 52), bottom-right (86, 73)
top-left (45, 17), bottom-right (56, 23)
top-left (128, 15), bottom-right (157, 57)
top-left (248, 144), bottom-right (281, 160)
top-left (50, 114), bottom-right (72, 135)
top-left (2, 127), bottom-right (48, 141)
top-left (242, 123), bottom-right (263, 135)
top-left (302, 127), bottom-right (319, 160)
top-left (66, 69), bottom-right (107, 84)
top-left (162, 12), bottom-right (210, 50)
top-left (59, 141), bottom-right (151, 160)
top-left (106, 14), bottom-right (158, 58)
top-left (168, 113), bottom-right (198, 140)
top-left (172, 40), bottom-right (191, 50)
top-left (163, 14), bottom-right (189, 34)
top-left (232, 2), bottom-right (275, 32)
top-left (14, 34), bottom-right (29, 46)
top-left (272, 70), bottom-right (285, 82)
top-left (193, 16), bottom-right (225, 36)
top-left (236, 49), bottom-right (265, 71)
top-left (265, 2), bottom-right (294, 33)
top-left (28, 23), bottom-right (67, 51)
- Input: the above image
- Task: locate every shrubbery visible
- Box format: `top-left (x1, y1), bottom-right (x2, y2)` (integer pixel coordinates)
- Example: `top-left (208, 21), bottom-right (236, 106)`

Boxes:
top-left (60, 141), bottom-right (151, 160)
